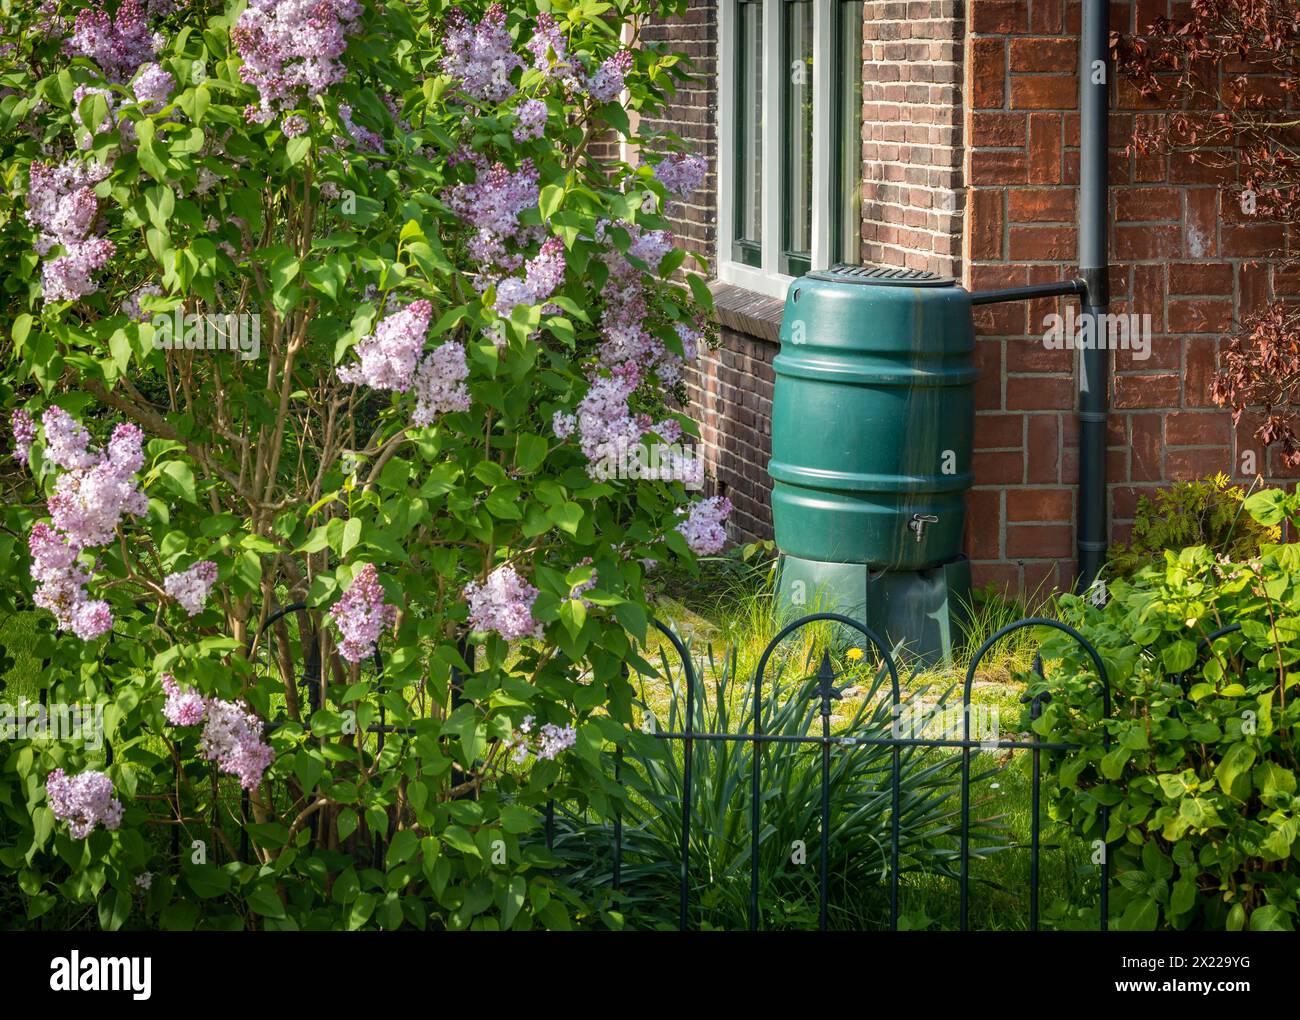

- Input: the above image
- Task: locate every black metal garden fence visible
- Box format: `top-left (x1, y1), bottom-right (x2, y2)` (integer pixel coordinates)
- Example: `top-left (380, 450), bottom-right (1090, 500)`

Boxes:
top-left (542, 611), bottom-right (1116, 932)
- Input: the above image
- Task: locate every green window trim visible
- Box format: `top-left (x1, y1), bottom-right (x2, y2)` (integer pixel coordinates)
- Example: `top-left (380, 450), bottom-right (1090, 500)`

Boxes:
top-left (733, 0), bottom-right (763, 267)
top-left (831, 0), bottom-right (864, 267)
top-left (779, 0), bottom-right (813, 277)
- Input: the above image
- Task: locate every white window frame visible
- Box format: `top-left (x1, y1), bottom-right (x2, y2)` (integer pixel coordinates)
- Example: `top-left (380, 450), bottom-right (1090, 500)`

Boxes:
top-left (717, 0), bottom-right (836, 300)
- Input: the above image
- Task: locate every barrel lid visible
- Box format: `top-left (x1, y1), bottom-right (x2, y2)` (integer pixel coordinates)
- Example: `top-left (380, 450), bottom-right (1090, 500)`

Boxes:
top-left (805, 265), bottom-right (956, 287)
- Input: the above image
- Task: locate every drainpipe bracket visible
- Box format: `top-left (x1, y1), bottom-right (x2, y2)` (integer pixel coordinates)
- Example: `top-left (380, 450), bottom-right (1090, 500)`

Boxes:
top-left (1079, 267), bottom-right (1109, 308)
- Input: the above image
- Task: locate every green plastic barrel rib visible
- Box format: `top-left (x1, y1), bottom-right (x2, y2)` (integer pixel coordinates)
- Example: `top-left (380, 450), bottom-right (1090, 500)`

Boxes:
top-left (768, 268), bottom-right (976, 571)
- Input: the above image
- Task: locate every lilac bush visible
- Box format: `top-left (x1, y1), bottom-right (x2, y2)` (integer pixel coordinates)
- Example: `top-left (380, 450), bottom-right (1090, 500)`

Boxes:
top-left (0, 0), bottom-right (724, 930)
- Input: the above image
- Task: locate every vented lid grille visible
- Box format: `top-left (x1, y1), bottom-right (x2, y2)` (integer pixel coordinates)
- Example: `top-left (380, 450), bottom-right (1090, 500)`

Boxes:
top-left (807, 264), bottom-right (955, 287)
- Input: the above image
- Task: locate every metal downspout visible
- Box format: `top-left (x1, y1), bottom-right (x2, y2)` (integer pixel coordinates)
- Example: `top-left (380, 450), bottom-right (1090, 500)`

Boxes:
top-left (1076, 0), bottom-right (1111, 590)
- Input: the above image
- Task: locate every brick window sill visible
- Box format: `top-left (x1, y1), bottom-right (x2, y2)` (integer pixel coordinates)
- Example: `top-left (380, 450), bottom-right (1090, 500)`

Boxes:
top-left (709, 283), bottom-right (785, 345)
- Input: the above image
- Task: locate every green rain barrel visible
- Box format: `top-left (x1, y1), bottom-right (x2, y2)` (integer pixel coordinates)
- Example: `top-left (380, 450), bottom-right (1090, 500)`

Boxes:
top-left (768, 266), bottom-right (976, 572)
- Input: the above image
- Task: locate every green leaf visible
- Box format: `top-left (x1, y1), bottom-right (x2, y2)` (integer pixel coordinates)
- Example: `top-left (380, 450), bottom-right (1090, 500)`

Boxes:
top-left (337, 809), bottom-right (359, 842)
top-left (549, 501), bottom-right (583, 535)
top-left (560, 597), bottom-right (587, 638)
top-left (97, 889), bottom-right (132, 931)
top-left (441, 825), bottom-right (480, 857)
top-left (385, 829), bottom-right (419, 867)
top-left (1170, 876), bottom-right (1197, 916)
top-left (109, 330), bottom-right (132, 374)
top-left (539, 183), bottom-right (564, 220)
top-left (137, 136), bottom-right (168, 182)
top-left (687, 273), bottom-right (715, 314)
top-left (514, 433), bottom-right (548, 473)
top-left (1160, 639), bottom-right (1196, 673)
top-left (286, 134), bottom-right (311, 166)
top-left (1100, 747), bottom-right (1129, 780)
top-left (1214, 742), bottom-right (1256, 801)
top-left (1248, 904), bottom-right (1291, 931)
top-left (12, 313), bottom-right (33, 348)
top-left (182, 862), bottom-right (231, 898)
top-left (614, 600), bottom-right (647, 641)
top-left (159, 460), bottom-right (197, 503)
top-left (502, 875), bottom-right (526, 929)
top-left (485, 487), bottom-right (524, 520)
top-left (340, 518), bottom-right (362, 558)
top-left (1245, 488), bottom-right (1289, 526)
top-left (296, 525), bottom-right (332, 554)
top-left (145, 185), bottom-right (175, 232)
top-left (247, 882), bottom-right (287, 919)
top-left (1117, 894), bottom-right (1159, 931)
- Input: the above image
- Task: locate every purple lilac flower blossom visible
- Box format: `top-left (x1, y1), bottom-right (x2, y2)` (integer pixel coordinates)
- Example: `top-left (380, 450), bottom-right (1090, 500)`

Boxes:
top-left (441, 5), bottom-right (522, 103)
top-left (46, 768), bottom-right (124, 838)
top-left (47, 421), bottom-right (148, 548)
top-left (161, 673), bottom-right (207, 727)
top-left (336, 299), bottom-right (431, 392)
top-left (120, 282), bottom-right (162, 320)
top-left (196, 698), bottom-right (273, 790)
top-left (512, 97), bottom-right (547, 142)
top-left (585, 49), bottom-right (633, 102)
top-left (132, 61), bottom-right (174, 107)
top-left (26, 413), bottom-right (148, 639)
top-left (411, 342), bottom-right (471, 425)
top-left (653, 152), bottom-right (707, 198)
top-left (231, 0), bottom-right (362, 121)
top-left (493, 236), bottom-right (565, 315)
top-left (26, 159), bottom-right (114, 303)
top-left (328, 563), bottom-right (398, 662)
top-left (526, 12), bottom-right (568, 73)
top-left (676, 496), bottom-right (732, 555)
top-left (67, 0), bottom-right (161, 81)
top-left (163, 560), bottom-right (218, 616)
top-left (538, 722), bottom-right (577, 760)
top-left (11, 409), bottom-right (35, 464)
top-left (337, 102), bottom-right (383, 152)
top-left (281, 113), bottom-right (309, 137)
top-left (159, 673), bottom-right (273, 789)
top-left (552, 410), bottom-right (576, 439)
top-left (464, 564), bottom-right (541, 641)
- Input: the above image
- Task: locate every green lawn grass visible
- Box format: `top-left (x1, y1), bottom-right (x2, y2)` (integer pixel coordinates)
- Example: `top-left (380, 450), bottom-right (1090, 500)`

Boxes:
top-left (0, 609), bottom-right (42, 705)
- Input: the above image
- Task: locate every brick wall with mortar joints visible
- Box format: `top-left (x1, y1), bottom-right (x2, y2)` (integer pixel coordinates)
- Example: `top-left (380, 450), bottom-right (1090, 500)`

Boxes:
top-left (964, 0), bottom-right (1298, 597)
top-left (861, 0), bottom-right (967, 276)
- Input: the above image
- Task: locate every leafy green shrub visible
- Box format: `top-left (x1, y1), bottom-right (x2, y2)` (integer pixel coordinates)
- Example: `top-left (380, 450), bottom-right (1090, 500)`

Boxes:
top-left (0, 0), bottom-right (721, 930)
top-left (1027, 487), bottom-right (1300, 930)
top-left (550, 642), bottom-right (1005, 930)
top-left (1107, 474), bottom-right (1279, 578)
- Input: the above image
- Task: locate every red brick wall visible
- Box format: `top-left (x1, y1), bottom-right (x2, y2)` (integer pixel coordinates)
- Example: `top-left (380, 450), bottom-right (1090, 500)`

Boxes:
top-left (861, 0), bottom-right (965, 275)
top-left (963, 0), bottom-right (1296, 596)
top-left (687, 293), bottom-right (781, 542)
top-left (641, 0), bottom-right (718, 262)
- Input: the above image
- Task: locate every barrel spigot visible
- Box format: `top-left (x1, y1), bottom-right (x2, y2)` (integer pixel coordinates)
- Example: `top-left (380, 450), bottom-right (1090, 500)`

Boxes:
top-left (909, 513), bottom-right (938, 542)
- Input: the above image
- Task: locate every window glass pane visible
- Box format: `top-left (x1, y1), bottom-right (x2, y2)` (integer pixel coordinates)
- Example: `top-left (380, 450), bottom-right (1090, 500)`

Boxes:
top-left (837, 1), bottom-right (864, 265)
top-left (734, 0), bottom-right (763, 267)
top-left (782, 0), bottom-right (813, 275)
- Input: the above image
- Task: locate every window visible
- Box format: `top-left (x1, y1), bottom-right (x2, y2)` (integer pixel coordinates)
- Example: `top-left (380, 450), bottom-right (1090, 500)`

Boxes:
top-left (719, 0), bottom-right (865, 298)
